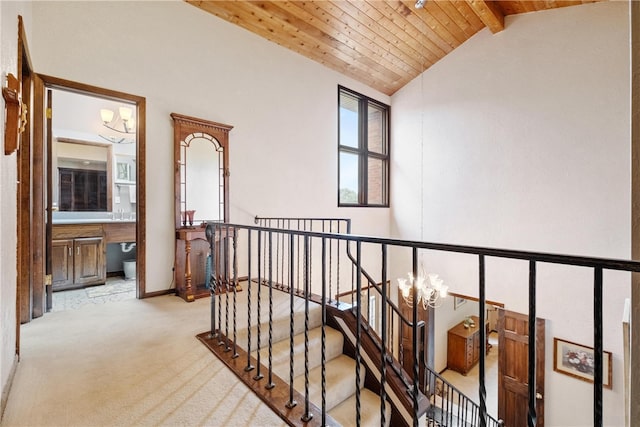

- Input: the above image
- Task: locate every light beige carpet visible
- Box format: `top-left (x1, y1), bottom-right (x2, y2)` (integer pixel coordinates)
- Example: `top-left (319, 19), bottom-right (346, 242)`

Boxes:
top-left (1, 292), bottom-right (286, 427)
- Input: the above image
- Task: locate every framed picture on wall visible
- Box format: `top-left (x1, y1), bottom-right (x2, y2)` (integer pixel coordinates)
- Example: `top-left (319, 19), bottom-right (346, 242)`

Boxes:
top-left (454, 295), bottom-right (467, 310)
top-left (116, 161), bottom-right (130, 182)
top-left (553, 337), bottom-right (612, 389)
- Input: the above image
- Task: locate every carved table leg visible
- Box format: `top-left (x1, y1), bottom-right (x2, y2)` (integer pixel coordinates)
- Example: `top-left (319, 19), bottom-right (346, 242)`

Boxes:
top-left (185, 239), bottom-right (194, 302)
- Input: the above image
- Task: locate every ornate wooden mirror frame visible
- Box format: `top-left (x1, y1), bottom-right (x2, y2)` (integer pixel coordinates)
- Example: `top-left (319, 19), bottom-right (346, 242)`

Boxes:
top-left (171, 113), bottom-right (232, 229)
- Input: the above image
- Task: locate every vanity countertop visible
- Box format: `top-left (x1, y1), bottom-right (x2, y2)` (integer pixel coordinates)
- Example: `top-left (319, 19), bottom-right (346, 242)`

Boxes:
top-left (52, 218), bottom-right (136, 225)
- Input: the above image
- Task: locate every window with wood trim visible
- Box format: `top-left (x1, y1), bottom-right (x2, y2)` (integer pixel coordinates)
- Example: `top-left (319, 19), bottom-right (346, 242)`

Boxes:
top-left (338, 86), bottom-right (389, 207)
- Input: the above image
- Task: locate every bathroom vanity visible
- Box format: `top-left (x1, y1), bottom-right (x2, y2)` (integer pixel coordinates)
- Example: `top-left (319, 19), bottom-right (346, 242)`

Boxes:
top-left (51, 220), bottom-right (135, 291)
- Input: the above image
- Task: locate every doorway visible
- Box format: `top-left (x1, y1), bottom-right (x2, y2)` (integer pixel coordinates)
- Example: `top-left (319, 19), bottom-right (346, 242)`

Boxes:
top-left (30, 75), bottom-right (146, 316)
top-left (439, 295), bottom-right (546, 425)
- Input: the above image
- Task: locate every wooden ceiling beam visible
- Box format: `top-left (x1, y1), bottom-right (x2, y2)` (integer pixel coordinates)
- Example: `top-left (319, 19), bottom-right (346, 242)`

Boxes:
top-left (466, 0), bottom-right (505, 34)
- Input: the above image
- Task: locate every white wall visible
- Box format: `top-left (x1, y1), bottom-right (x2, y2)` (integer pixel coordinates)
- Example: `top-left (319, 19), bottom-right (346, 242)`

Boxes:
top-left (29, 0), bottom-right (390, 294)
top-left (391, 2), bottom-right (630, 425)
top-left (0, 0), bottom-right (31, 412)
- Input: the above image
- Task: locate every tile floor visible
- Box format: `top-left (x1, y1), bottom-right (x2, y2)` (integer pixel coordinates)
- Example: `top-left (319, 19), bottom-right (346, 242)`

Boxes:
top-left (440, 331), bottom-right (500, 419)
top-left (52, 276), bottom-right (136, 312)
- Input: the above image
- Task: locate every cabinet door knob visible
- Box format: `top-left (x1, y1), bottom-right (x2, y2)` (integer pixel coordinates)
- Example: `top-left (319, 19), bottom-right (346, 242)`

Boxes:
top-left (536, 392), bottom-right (543, 400)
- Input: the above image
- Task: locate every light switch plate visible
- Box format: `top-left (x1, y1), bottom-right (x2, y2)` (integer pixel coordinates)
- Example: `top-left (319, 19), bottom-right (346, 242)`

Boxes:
top-left (115, 196), bottom-right (121, 204)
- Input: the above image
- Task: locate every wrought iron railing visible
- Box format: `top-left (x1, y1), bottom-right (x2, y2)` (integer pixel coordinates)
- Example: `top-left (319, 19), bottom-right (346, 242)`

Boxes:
top-left (206, 219), bottom-right (640, 426)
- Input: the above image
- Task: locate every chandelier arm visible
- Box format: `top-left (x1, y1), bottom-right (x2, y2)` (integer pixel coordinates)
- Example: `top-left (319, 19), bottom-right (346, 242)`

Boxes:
top-left (102, 122), bottom-right (134, 134)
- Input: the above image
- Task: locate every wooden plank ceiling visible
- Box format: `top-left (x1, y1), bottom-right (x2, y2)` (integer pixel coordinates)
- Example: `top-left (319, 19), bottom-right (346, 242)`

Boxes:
top-left (187, 1), bottom-right (601, 95)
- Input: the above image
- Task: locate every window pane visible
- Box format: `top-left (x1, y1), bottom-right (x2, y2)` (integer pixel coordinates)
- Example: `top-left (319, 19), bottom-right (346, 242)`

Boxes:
top-left (339, 92), bottom-right (359, 148)
top-left (367, 156), bottom-right (386, 205)
top-left (368, 104), bottom-right (385, 155)
top-left (339, 151), bottom-right (359, 204)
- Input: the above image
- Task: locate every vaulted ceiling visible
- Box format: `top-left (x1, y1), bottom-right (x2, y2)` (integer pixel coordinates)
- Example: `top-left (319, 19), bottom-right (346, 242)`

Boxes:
top-left (187, 1), bottom-right (601, 96)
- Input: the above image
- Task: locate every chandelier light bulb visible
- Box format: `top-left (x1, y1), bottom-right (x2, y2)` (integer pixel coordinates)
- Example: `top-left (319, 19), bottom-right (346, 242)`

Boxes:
top-left (398, 268), bottom-right (447, 309)
top-left (100, 108), bottom-right (114, 124)
top-left (119, 106), bottom-right (133, 122)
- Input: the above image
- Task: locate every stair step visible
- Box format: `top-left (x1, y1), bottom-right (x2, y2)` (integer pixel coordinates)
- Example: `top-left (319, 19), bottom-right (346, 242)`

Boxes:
top-left (329, 388), bottom-right (391, 427)
top-left (260, 326), bottom-right (344, 379)
top-left (235, 303), bottom-right (323, 351)
top-left (293, 354), bottom-right (364, 412)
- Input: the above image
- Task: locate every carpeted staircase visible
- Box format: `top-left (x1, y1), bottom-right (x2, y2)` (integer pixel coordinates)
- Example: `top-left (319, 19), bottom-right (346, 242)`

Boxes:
top-left (198, 282), bottom-right (392, 426)
top-left (254, 323), bottom-right (389, 426)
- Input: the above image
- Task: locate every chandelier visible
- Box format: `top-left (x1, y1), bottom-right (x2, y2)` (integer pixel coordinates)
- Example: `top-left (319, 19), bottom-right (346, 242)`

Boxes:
top-left (99, 106), bottom-right (135, 144)
top-left (397, 270), bottom-right (448, 309)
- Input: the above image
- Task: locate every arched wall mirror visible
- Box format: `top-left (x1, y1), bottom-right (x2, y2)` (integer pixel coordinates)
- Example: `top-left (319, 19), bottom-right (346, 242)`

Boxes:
top-left (171, 113), bottom-right (232, 228)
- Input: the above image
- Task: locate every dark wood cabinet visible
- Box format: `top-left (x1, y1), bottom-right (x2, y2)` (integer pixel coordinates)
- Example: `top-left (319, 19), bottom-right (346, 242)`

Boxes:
top-left (52, 237), bottom-right (104, 290)
top-left (59, 168), bottom-right (107, 211)
top-left (52, 239), bottom-right (74, 289)
top-left (175, 226), bottom-right (234, 302)
top-left (52, 224), bottom-right (106, 291)
top-left (447, 315), bottom-right (489, 375)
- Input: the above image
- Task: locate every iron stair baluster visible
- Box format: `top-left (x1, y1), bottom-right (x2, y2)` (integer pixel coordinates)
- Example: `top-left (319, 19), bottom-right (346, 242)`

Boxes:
top-left (224, 225), bottom-right (230, 352)
top-left (381, 244), bottom-right (388, 427)
top-left (355, 240), bottom-right (362, 427)
top-left (232, 227), bottom-right (238, 358)
top-left (412, 248), bottom-right (419, 427)
top-left (479, 255), bottom-right (487, 427)
top-left (301, 235), bottom-right (312, 422)
top-left (594, 267), bottom-right (603, 427)
top-left (212, 224), bottom-right (220, 338)
top-left (286, 233), bottom-right (297, 409)
top-left (245, 230), bottom-right (254, 372)
top-left (266, 231), bottom-right (275, 389)
top-left (321, 237), bottom-right (327, 426)
top-left (254, 231), bottom-right (263, 381)
top-left (528, 260), bottom-right (537, 427)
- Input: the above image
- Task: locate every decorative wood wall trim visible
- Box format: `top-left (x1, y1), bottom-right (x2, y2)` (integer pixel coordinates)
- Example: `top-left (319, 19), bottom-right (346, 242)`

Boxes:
top-left (2, 74), bottom-right (20, 155)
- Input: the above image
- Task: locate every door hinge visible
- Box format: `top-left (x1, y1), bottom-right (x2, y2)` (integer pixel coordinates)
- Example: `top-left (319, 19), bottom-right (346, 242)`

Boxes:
top-left (46, 107), bottom-right (52, 119)
top-left (44, 274), bottom-right (52, 286)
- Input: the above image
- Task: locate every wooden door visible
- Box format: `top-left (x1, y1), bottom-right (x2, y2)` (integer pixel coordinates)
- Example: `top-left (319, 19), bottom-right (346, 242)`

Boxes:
top-left (73, 237), bottom-right (104, 285)
top-left (498, 309), bottom-right (545, 426)
top-left (51, 239), bottom-right (73, 290)
top-left (398, 291), bottom-right (433, 384)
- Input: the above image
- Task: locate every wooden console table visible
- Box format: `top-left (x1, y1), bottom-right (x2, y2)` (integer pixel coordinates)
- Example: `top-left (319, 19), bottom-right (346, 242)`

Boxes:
top-left (446, 315), bottom-right (489, 375)
top-left (175, 226), bottom-right (236, 302)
